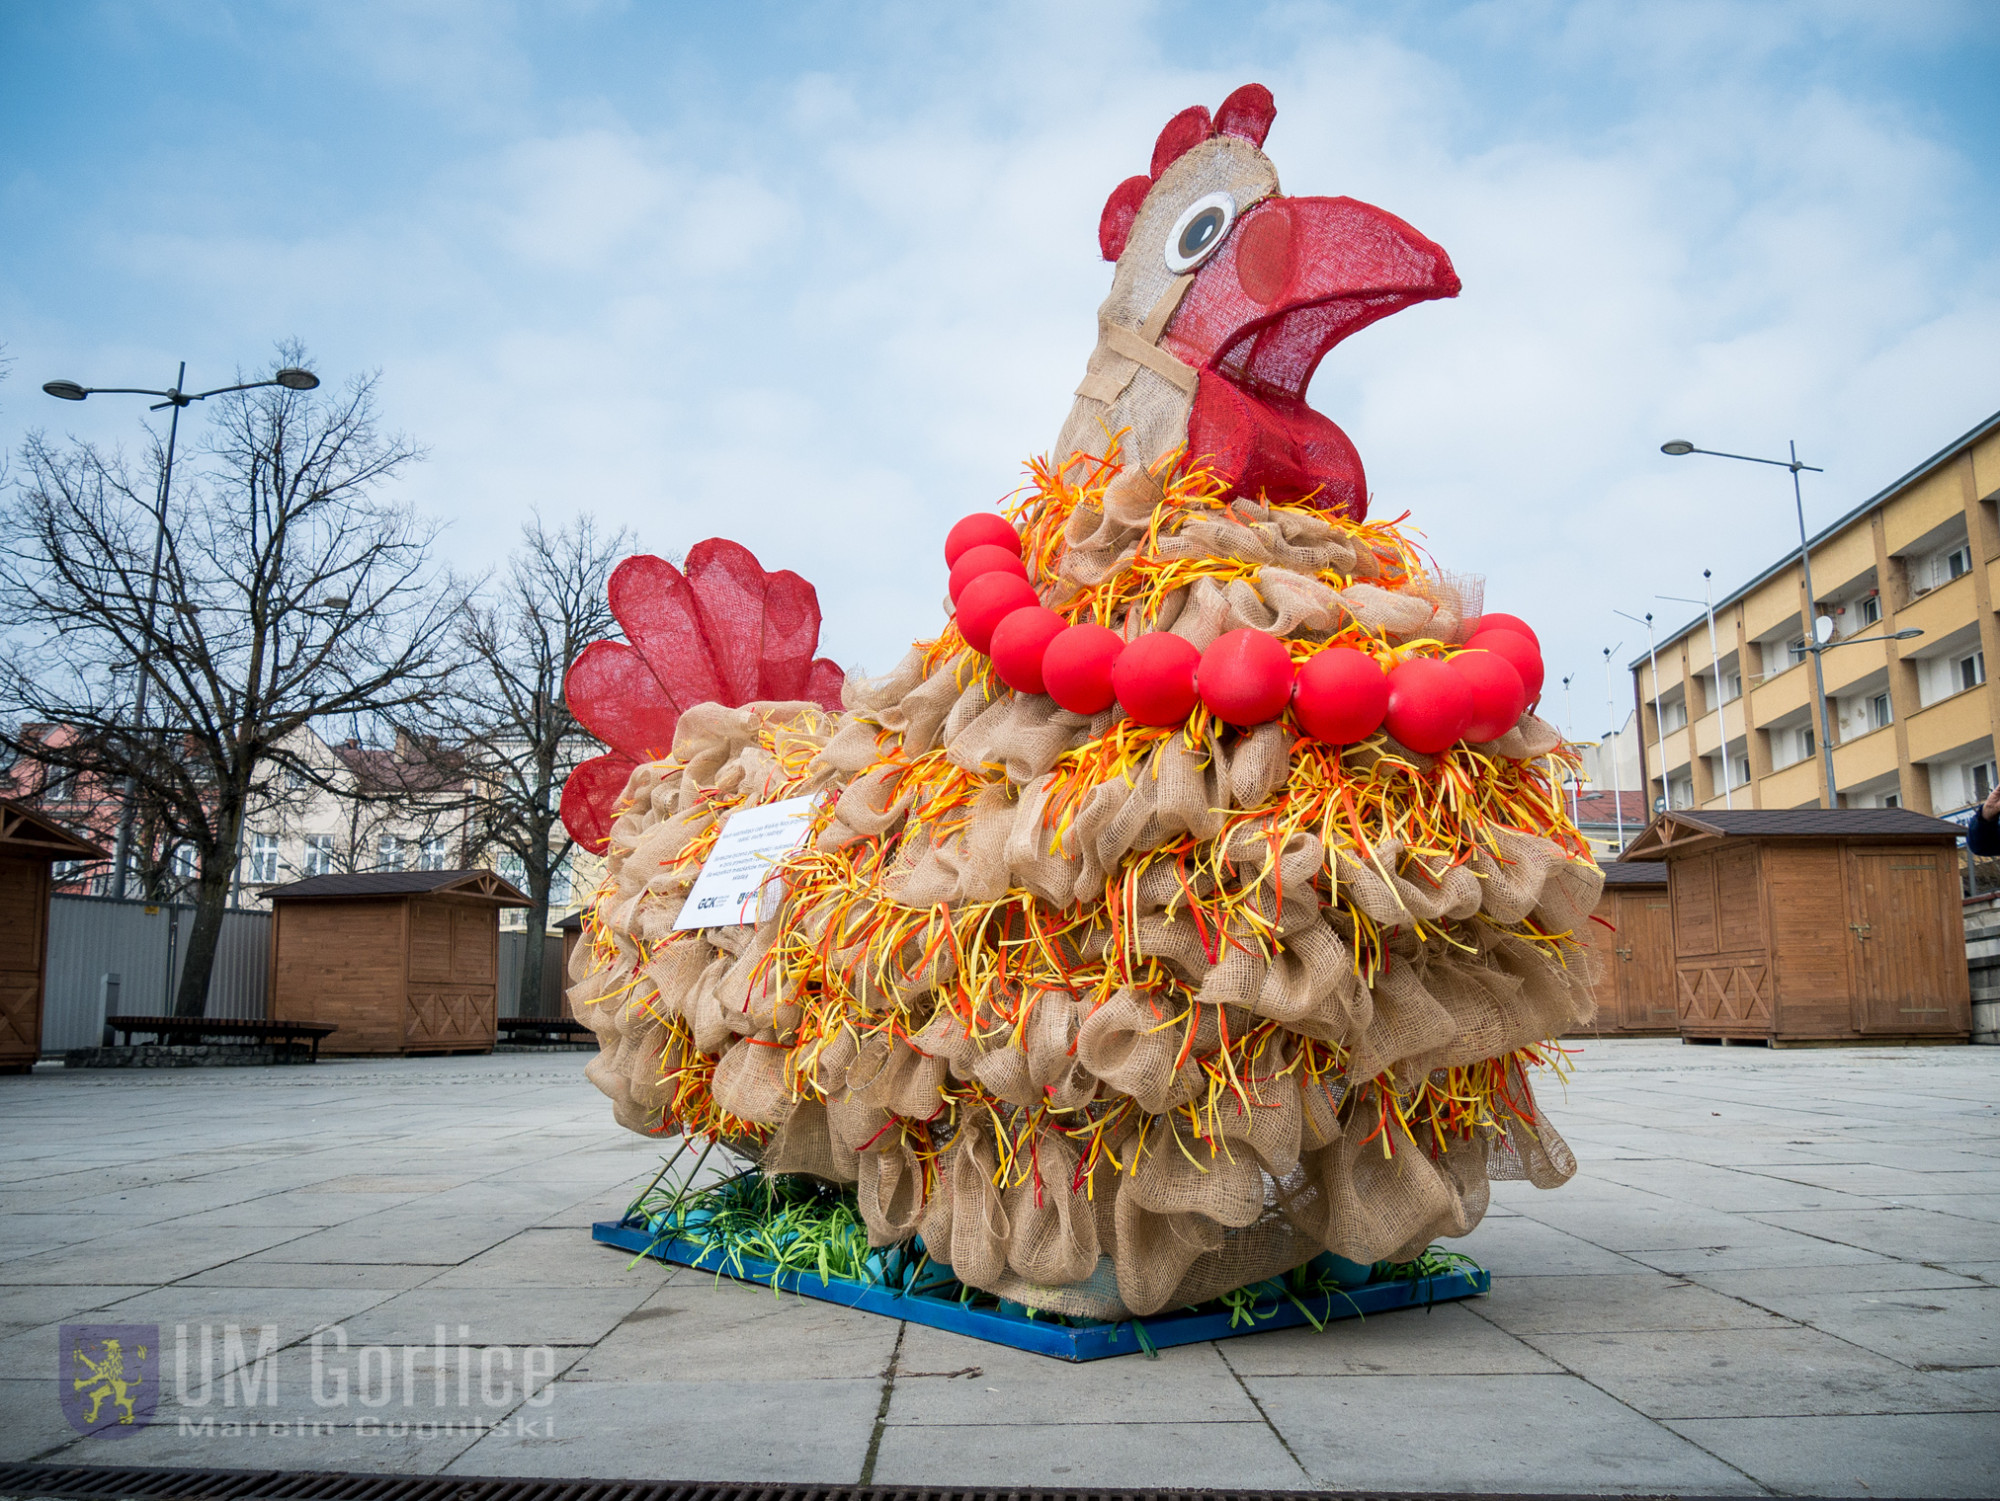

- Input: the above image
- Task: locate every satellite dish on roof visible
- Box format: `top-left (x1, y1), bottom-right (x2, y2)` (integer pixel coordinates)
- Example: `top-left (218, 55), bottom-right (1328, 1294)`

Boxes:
top-left (1814, 615), bottom-right (1835, 645)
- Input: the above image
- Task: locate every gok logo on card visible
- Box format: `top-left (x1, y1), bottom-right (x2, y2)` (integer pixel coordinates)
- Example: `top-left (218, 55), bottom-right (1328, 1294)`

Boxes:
top-left (61, 1324), bottom-right (159, 1437)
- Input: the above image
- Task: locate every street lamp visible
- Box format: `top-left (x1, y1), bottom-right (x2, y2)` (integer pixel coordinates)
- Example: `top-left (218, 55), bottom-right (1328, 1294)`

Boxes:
top-left (1660, 439), bottom-right (1921, 807)
top-left (1615, 607), bottom-right (1666, 815)
top-left (42, 360), bottom-right (322, 899)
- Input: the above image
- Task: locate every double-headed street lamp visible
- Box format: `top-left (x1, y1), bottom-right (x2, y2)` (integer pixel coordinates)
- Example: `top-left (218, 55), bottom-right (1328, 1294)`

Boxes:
top-left (1659, 439), bottom-right (1920, 808)
top-left (42, 362), bottom-right (320, 899)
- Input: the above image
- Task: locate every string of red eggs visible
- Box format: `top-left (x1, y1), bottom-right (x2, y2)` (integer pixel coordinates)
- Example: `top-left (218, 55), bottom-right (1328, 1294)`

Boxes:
top-left (945, 514), bottom-right (1546, 756)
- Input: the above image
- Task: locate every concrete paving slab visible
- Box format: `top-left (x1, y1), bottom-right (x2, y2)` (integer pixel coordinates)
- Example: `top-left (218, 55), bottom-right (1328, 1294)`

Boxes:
top-left (886, 1324), bottom-right (1250, 1422)
top-left (566, 1273), bottom-right (900, 1382)
top-left (1667, 1412), bottom-right (2000, 1497)
top-left (1451, 1212), bottom-right (1652, 1276)
top-left (424, 1230), bottom-right (664, 1290)
top-left (869, 1418), bottom-right (1307, 1489)
top-left (1216, 1299), bottom-right (1561, 1376)
top-left (446, 1378), bottom-right (882, 1481)
top-left (1467, 1271), bottom-right (1788, 1335)
top-left (1689, 1282), bottom-right (2000, 1370)
top-left (1248, 1371), bottom-right (1762, 1494)
top-left (1749, 1204), bottom-right (2000, 1262)
top-left (1521, 1325), bottom-right (1992, 1418)
top-left (0, 1225), bottom-right (315, 1287)
top-left (335, 1285), bottom-right (655, 1347)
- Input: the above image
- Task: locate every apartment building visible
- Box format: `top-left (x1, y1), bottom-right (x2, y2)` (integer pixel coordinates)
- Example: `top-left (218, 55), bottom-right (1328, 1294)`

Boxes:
top-left (1635, 410), bottom-right (2000, 819)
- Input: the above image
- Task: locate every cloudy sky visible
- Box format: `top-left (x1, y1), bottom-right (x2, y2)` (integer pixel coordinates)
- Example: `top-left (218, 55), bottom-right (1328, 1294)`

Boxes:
top-left (4, 1), bottom-right (1996, 739)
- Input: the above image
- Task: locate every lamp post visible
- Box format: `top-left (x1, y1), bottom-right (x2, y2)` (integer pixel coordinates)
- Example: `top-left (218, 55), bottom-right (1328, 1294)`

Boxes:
top-left (42, 362), bottom-right (320, 898)
top-left (1660, 437), bottom-right (1838, 805)
top-left (1603, 645), bottom-right (1625, 851)
top-left (1660, 435), bottom-right (1927, 808)
top-left (1660, 574), bottom-right (1735, 808)
top-left (1615, 607), bottom-right (1665, 812)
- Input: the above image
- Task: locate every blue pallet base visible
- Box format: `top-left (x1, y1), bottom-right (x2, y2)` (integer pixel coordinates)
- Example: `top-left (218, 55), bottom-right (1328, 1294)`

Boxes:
top-left (591, 1218), bottom-right (1489, 1361)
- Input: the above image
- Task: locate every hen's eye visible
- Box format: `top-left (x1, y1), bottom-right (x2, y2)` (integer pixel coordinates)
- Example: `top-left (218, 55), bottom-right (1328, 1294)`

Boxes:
top-left (1164, 191), bottom-right (1237, 274)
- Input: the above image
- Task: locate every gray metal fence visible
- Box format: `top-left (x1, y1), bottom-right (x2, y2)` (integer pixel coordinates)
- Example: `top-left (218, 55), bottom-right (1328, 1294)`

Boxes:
top-left (496, 931), bottom-right (567, 1018)
top-left (41, 896), bottom-right (271, 1053)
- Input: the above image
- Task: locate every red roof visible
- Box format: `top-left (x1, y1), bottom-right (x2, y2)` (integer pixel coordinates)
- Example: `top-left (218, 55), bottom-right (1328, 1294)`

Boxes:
top-left (1569, 789), bottom-right (1651, 825)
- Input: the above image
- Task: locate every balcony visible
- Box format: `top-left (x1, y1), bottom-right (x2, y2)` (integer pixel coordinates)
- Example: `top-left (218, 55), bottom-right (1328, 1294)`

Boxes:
top-left (1820, 636), bottom-right (1890, 698)
top-left (1749, 660), bottom-right (1812, 727)
top-left (1651, 724), bottom-right (1692, 780)
top-left (1756, 756), bottom-right (1823, 809)
top-left (1895, 569), bottom-right (1978, 646)
top-left (1831, 722), bottom-right (1900, 789)
top-left (1905, 684), bottom-right (1992, 765)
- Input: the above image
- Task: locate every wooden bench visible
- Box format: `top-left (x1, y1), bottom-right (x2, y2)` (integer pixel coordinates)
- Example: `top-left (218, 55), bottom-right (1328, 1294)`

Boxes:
top-left (104, 1016), bottom-right (339, 1062)
top-left (495, 1017), bottom-right (594, 1047)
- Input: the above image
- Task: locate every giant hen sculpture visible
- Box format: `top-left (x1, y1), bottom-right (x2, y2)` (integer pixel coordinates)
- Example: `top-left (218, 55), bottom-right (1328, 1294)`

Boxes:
top-left (562, 85), bottom-right (1599, 1320)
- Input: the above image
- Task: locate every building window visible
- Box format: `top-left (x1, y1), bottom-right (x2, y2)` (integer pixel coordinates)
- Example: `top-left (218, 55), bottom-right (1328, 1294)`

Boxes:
top-left (248, 833), bottom-right (280, 884)
top-left (550, 854), bottom-right (572, 906)
top-left (303, 835), bottom-right (336, 877)
top-left (1883, 792), bottom-right (1901, 809)
top-left (1858, 595), bottom-right (1881, 627)
top-left (1660, 699), bottom-right (1688, 733)
top-left (376, 835), bottom-right (405, 871)
top-left (1974, 760), bottom-right (1999, 805)
top-left (418, 835), bottom-right (449, 871)
top-left (1960, 652), bottom-right (1986, 692)
top-left (172, 844), bottom-right (197, 884)
top-left (1800, 726), bottom-right (1815, 759)
top-left (1788, 637), bottom-right (1809, 666)
top-left (1945, 546), bottom-right (1972, 583)
top-left (1670, 778), bottom-right (1694, 809)
top-left (1734, 756), bottom-right (1751, 785)
top-left (1724, 672), bottom-right (1742, 702)
top-left (1868, 693), bottom-right (1892, 730)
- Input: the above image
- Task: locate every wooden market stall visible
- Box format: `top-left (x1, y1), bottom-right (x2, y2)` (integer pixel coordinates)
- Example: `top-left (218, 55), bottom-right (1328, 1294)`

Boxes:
top-left (1575, 860), bottom-right (1678, 1036)
top-left (1620, 808), bottom-right (1970, 1046)
top-left (264, 869), bottom-right (530, 1056)
top-left (0, 802), bottom-right (108, 1072)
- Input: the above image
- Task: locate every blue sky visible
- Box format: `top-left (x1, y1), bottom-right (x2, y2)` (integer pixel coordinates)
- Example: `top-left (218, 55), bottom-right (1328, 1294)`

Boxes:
top-left (4, 1), bottom-right (1997, 739)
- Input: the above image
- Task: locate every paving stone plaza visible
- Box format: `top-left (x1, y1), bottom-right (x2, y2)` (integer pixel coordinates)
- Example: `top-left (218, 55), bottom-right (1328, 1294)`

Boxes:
top-left (2, 1040), bottom-right (1996, 1496)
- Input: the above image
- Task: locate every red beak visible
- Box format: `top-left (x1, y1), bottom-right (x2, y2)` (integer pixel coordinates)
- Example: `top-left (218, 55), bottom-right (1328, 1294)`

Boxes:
top-left (1161, 194), bottom-right (1460, 516)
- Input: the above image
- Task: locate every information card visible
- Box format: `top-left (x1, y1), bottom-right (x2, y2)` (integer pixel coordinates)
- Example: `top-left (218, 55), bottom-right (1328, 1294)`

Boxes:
top-left (672, 795), bottom-right (818, 930)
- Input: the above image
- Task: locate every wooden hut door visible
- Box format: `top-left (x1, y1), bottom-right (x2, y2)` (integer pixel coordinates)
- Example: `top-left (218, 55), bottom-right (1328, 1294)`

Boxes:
top-left (1846, 848), bottom-right (1952, 1034)
top-left (0, 858), bottom-right (48, 1062)
top-left (1618, 891), bottom-right (1676, 1030)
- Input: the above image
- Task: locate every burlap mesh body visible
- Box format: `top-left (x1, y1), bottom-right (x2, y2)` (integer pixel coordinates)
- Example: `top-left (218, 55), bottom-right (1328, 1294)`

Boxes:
top-left (567, 468), bottom-right (1600, 1320)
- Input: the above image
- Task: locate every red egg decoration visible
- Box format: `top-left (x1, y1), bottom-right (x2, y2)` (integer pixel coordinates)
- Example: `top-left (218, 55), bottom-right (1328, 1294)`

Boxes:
top-left (1465, 628), bottom-right (1544, 701)
top-left (1042, 624), bottom-right (1126, 715)
top-left (989, 606), bottom-right (1068, 695)
top-left (956, 571), bottom-right (1039, 653)
top-left (1473, 613), bottom-right (1539, 649)
top-left (1196, 629), bottom-right (1295, 727)
top-left (948, 543), bottom-right (1029, 602)
top-left (1292, 647), bottom-right (1389, 744)
top-left (1384, 657), bottom-right (1474, 754)
top-left (1452, 649), bottom-right (1527, 743)
top-left (1111, 632), bottom-right (1201, 727)
top-left (944, 514), bottom-right (1022, 568)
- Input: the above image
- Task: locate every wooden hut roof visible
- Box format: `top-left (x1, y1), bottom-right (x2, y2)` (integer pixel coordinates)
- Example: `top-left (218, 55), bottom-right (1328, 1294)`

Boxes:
top-left (558, 911), bottom-right (584, 932)
top-left (260, 868), bottom-right (531, 906)
top-left (1599, 859), bottom-right (1667, 887)
top-left (1621, 807), bottom-right (1965, 862)
top-left (0, 799), bottom-right (109, 862)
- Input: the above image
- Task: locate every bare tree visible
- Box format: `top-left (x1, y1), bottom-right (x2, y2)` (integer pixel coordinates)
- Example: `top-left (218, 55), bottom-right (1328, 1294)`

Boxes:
top-left (0, 351), bottom-right (460, 1016)
top-left (440, 514), bottom-right (627, 1016)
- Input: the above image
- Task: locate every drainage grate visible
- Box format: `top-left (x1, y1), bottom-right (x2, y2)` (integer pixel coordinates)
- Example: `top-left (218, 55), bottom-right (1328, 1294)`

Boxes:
top-left (0, 1468), bottom-right (1745, 1501)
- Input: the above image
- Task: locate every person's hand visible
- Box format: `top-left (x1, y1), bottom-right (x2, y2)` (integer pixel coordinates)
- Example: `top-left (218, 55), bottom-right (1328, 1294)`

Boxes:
top-left (1982, 786), bottom-right (2000, 823)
